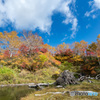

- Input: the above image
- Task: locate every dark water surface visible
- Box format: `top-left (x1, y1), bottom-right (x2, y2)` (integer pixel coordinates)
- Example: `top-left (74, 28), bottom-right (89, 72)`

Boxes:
top-left (0, 86), bottom-right (34, 100)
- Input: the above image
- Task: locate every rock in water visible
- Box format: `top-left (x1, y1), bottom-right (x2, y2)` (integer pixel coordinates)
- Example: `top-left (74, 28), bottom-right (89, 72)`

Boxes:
top-left (54, 70), bottom-right (77, 86)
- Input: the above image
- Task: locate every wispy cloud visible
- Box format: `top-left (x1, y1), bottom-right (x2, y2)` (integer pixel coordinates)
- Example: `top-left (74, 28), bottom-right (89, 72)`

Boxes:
top-left (47, 39), bottom-right (49, 43)
top-left (0, 0), bottom-right (78, 37)
top-left (85, 9), bottom-right (95, 17)
top-left (61, 34), bottom-right (68, 42)
top-left (85, 0), bottom-right (100, 18)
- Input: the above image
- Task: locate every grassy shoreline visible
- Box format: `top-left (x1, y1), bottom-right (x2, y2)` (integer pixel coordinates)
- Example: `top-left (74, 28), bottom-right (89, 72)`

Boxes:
top-left (21, 80), bottom-right (100, 100)
top-left (0, 66), bottom-right (100, 100)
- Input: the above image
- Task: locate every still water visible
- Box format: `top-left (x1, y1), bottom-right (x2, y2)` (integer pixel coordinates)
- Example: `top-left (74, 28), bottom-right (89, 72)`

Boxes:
top-left (0, 86), bottom-right (34, 100)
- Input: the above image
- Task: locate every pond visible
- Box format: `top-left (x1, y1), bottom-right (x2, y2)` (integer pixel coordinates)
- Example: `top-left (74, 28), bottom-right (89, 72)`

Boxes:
top-left (0, 86), bottom-right (34, 100)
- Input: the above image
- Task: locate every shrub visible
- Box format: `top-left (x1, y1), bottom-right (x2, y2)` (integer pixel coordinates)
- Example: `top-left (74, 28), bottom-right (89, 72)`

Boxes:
top-left (0, 67), bottom-right (16, 81)
top-left (58, 61), bottom-right (73, 71)
top-left (39, 54), bottom-right (48, 67)
top-left (39, 54), bottom-right (48, 62)
top-left (58, 61), bottom-right (80, 72)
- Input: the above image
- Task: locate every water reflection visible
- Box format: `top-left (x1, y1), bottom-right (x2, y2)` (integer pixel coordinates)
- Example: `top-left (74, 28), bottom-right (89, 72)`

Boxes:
top-left (0, 86), bottom-right (34, 100)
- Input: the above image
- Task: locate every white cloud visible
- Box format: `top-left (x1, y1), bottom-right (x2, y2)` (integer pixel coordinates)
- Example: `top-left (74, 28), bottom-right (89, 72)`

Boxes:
top-left (85, 0), bottom-right (100, 18)
top-left (85, 10), bottom-right (95, 17)
top-left (93, 0), bottom-right (100, 9)
top-left (0, 0), bottom-right (77, 37)
top-left (61, 34), bottom-right (68, 42)
top-left (58, 0), bottom-right (78, 38)
top-left (0, 0), bottom-right (6, 27)
top-left (61, 37), bottom-right (68, 42)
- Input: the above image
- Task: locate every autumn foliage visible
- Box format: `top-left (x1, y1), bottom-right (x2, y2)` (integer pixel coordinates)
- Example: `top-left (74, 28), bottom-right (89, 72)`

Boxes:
top-left (0, 31), bottom-right (100, 76)
top-left (19, 44), bottom-right (29, 55)
top-left (4, 50), bottom-right (10, 58)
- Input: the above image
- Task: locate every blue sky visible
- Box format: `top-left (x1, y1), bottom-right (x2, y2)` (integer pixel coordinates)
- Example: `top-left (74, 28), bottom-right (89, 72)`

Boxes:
top-left (0, 0), bottom-right (100, 47)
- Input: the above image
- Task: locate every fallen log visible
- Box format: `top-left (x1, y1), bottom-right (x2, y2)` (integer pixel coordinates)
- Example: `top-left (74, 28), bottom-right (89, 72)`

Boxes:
top-left (95, 74), bottom-right (100, 80)
top-left (54, 70), bottom-right (78, 86)
top-left (35, 91), bottom-right (67, 96)
top-left (29, 83), bottom-right (53, 88)
top-left (0, 83), bottom-right (35, 87)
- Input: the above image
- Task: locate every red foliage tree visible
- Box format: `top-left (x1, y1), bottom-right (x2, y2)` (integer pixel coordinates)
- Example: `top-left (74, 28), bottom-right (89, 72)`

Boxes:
top-left (4, 50), bottom-right (10, 58)
top-left (64, 49), bottom-right (73, 56)
top-left (55, 49), bottom-right (73, 57)
top-left (32, 48), bottom-right (40, 53)
top-left (86, 50), bottom-right (95, 56)
top-left (19, 44), bottom-right (29, 55)
top-left (40, 48), bottom-right (47, 53)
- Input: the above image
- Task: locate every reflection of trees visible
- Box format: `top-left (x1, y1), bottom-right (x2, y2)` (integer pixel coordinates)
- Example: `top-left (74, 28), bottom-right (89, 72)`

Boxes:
top-left (0, 86), bottom-right (33, 100)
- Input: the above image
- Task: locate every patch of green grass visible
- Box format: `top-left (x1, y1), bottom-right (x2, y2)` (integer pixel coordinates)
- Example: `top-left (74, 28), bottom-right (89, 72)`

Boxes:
top-left (0, 66), bottom-right (16, 81)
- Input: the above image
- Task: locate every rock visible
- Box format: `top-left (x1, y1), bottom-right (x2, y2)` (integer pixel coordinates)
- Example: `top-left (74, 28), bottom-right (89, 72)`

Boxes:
top-left (54, 70), bottom-right (77, 86)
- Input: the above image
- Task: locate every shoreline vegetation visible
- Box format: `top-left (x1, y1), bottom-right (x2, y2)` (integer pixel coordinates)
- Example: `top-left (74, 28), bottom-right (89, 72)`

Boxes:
top-left (21, 80), bottom-right (100, 100)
